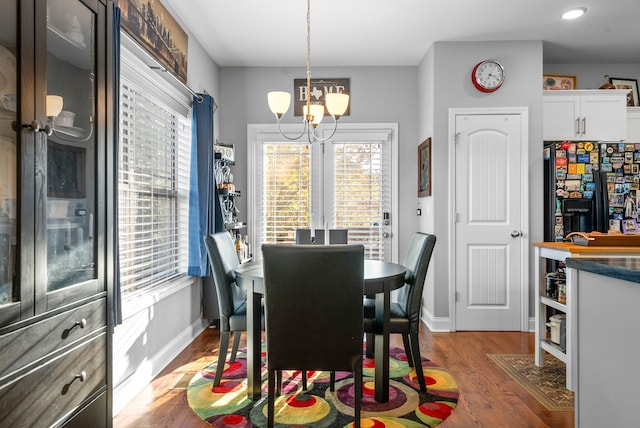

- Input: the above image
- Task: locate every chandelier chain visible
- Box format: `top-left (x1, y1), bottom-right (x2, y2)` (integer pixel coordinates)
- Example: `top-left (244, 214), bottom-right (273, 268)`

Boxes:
top-left (306, 0), bottom-right (311, 118)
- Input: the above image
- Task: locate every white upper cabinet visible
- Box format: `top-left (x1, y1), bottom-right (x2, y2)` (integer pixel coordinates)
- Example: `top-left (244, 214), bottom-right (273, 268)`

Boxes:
top-left (543, 90), bottom-right (628, 141)
top-left (627, 107), bottom-right (640, 142)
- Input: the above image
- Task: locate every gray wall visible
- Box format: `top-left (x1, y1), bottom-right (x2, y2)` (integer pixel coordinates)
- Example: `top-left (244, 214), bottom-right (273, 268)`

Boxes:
top-left (112, 24), bottom-right (221, 415)
top-left (418, 41), bottom-right (545, 327)
top-left (218, 66), bottom-right (419, 259)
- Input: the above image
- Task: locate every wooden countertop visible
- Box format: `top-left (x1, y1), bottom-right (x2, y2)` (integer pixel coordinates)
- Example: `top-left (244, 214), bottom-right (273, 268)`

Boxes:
top-left (531, 241), bottom-right (640, 254)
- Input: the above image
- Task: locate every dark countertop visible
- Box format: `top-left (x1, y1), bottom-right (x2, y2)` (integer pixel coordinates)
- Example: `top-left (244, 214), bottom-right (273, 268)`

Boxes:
top-left (565, 257), bottom-right (640, 284)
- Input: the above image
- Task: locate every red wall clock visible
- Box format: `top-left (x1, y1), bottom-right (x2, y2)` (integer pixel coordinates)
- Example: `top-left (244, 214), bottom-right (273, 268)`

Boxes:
top-left (471, 60), bottom-right (505, 93)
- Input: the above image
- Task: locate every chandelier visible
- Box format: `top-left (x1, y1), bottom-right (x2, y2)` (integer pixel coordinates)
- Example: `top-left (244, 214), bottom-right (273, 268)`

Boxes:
top-left (267, 0), bottom-right (349, 143)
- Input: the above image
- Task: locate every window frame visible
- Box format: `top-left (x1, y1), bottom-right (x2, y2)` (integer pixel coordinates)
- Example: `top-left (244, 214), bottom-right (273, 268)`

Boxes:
top-left (247, 123), bottom-right (399, 262)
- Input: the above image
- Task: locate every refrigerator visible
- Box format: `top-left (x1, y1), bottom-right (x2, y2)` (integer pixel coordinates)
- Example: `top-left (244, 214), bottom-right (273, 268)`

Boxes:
top-left (544, 141), bottom-right (640, 242)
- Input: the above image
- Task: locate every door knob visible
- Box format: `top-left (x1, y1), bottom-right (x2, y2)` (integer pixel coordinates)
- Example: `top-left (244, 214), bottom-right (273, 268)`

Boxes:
top-left (510, 230), bottom-right (522, 237)
top-left (382, 232), bottom-right (390, 238)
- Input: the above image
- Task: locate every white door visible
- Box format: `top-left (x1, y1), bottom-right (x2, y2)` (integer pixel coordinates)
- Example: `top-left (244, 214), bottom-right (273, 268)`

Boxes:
top-left (453, 111), bottom-right (527, 331)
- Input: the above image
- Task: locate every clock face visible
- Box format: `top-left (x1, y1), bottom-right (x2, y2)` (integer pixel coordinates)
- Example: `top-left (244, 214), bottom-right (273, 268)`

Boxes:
top-left (471, 60), bottom-right (505, 92)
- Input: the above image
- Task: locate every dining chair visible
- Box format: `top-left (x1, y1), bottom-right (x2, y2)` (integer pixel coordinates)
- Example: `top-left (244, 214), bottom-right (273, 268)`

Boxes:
top-left (203, 232), bottom-right (263, 387)
top-left (262, 243), bottom-right (364, 428)
top-left (364, 232), bottom-right (436, 393)
top-left (295, 228), bottom-right (348, 244)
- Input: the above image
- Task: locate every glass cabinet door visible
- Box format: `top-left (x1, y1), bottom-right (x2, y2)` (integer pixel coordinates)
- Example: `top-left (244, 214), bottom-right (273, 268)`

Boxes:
top-left (0, 1), bottom-right (18, 315)
top-left (45, 0), bottom-right (97, 293)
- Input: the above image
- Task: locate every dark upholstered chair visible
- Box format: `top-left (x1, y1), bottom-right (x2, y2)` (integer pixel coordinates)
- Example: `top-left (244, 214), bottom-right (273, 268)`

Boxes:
top-left (203, 232), bottom-right (263, 387)
top-left (364, 232), bottom-right (436, 393)
top-left (262, 244), bottom-right (364, 428)
top-left (295, 228), bottom-right (348, 244)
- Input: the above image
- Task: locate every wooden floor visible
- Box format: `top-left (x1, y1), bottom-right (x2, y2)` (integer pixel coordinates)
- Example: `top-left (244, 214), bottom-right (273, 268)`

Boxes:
top-left (114, 326), bottom-right (574, 428)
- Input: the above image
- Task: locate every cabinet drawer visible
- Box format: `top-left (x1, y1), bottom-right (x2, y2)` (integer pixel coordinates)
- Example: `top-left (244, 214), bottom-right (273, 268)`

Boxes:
top-left (0, 333), bottom-right (106, 428)
top-left (0, 298), bottom-right (106, 379)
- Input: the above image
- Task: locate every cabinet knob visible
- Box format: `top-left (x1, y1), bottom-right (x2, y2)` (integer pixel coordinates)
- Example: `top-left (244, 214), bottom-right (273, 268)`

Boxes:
top-left (22, 120), bottom-right (41, 132)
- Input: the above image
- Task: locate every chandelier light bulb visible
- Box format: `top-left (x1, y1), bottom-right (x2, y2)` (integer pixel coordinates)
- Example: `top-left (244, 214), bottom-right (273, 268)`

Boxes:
top-left (325, 93), bottom-right (349, 117)
top-left (303, 103), bottom-right (325, 127)
top-left (268, 91), bottom-right (291, 117)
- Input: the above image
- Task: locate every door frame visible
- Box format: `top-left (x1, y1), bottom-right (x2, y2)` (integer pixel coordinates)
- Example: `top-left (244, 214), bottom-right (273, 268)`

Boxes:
top-left (447, 107), bottom-right (530, 332)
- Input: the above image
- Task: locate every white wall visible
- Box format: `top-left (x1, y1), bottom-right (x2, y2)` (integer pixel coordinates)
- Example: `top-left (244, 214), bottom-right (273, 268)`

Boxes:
top-left (112, 28), bottom-right (221, 415)
top-left (417, 41), bottom-right (544, 329)
top-left (218, 66), bottom-right (419, 258)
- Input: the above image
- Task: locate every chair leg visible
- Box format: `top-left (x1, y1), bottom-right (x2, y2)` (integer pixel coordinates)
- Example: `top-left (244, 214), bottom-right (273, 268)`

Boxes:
top-left (409, 332), bottom-right (427, 393)
top-left (401, 333), bottom-right (413, 367)
top-left (213, 331), bottom-right (230, 387)
top-left (276, 370), bottom-right (282, 395)
top-left (353, 367), bottom-right (362, 428)
top-left (302, 370), bottom-right (308, 391)
top-left (330, 371), bottom-right (336, 391)
top-left (229, 330), bottom-right (242, 363)
top-left (268, 369), bottom-right (276, 428)
top-left (365, 333), bottom-right (375, 358)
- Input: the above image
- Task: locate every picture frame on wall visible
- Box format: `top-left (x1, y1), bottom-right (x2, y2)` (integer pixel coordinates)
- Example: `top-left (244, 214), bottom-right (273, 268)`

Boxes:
top-left (543, 74), bottom-right (577, 90)
top-left (608, 77), bottom-right (640, 106)
top-left (418, 138), bottom-right (431, 197)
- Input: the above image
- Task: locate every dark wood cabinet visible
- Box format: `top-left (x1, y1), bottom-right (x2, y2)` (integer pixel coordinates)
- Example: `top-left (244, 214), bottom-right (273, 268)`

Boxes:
top-left (0, 0), bottom-right (112, 426)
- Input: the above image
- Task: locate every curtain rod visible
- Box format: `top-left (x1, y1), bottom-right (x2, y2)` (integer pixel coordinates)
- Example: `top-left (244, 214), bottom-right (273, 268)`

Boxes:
top-left (120, 31), bottom-right (218, 110)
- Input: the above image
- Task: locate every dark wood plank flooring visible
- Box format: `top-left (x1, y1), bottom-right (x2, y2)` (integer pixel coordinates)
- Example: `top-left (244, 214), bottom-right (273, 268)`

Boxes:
top-left (114, 326), bottom-right (573, 427)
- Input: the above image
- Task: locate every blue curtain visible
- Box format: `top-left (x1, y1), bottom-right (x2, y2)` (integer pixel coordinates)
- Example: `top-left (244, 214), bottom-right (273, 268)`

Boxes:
top-left (188, 94), bottom-right (223, 276)
top-left (111, 4), bottom-right (122, 325)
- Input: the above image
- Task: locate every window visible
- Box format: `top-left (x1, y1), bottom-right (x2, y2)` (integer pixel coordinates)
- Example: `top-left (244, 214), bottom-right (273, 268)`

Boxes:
top-left (248, 123), bottom-right (398, 261)
top-left (118, 46), bottom-right (192, 296)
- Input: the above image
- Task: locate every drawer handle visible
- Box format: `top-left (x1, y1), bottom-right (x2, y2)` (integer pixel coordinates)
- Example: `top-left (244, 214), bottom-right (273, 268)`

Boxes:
top-left (62, 318), bottom-right (88, 339)
top-left (62, 371), bottom-right (87, 395)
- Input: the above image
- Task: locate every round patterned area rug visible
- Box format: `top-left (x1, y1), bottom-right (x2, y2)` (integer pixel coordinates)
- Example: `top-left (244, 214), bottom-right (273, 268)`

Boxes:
top-left (187, 346), bottom-right (458, 427)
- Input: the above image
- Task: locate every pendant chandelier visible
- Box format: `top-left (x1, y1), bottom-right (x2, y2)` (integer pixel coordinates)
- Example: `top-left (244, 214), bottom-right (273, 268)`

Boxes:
top-left (267, 0), bottom-right (349, 143)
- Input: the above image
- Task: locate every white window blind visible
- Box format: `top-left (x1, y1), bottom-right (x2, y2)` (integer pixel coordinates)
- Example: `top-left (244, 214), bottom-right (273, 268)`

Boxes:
top-left (331, 142), bottom-right (387, 260)
top-left (118, 73), bottom-right (192, 295)
top-left (261, 142), bottom-right (311, 244)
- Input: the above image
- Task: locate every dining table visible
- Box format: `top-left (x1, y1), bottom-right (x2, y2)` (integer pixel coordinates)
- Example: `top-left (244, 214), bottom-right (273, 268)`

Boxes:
top-left (234, 258), bottom-right (406, 403)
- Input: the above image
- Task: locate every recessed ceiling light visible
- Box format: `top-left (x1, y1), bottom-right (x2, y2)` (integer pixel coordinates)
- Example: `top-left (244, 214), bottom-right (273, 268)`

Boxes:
top-left (562, 7), bottom-right (587, 20)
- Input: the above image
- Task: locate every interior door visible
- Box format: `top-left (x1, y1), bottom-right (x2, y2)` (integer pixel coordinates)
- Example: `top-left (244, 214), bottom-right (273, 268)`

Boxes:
top-left (454, 112), bottom-right (526, 331)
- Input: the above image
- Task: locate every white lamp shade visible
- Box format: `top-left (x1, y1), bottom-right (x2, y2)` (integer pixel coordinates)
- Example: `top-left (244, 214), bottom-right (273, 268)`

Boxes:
top-left (325, 93), bottom-right (349, 117)
top-left (46, 95), bottom-right (64, 117)
top-left (268, 91), bottom-right (291, 116)
top-left (303, 103), bottom-right (325, 126)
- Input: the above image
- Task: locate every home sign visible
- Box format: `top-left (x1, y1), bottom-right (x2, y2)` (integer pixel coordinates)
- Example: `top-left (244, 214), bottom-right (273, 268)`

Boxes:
top-left (293, 78), bottom-right (350, 117)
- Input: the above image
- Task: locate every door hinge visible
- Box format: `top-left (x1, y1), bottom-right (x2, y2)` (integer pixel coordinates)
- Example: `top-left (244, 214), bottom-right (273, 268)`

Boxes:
top-left (454, 132), bottom-right (461, 144)
top-left (455, 213), bottom-right (460, 223)
top-left (455, 291), bottom-right (459, 302)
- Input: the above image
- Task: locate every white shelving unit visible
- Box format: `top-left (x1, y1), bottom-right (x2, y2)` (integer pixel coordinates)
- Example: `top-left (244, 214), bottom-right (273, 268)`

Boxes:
top-left (532, 242), bottom-right (640, 392)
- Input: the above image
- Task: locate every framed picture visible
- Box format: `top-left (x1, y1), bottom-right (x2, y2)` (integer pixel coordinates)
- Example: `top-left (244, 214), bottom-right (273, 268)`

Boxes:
top-left (543, 74), bottom-right (577, 90)
top-left (418, 138), bottom-right (431, 197)
top-left (622, 218), bottom-right (639, 234)
top-left (608, 77), bottom-right (640, 106)
top-left (118, 0), bottom-right (189, 83)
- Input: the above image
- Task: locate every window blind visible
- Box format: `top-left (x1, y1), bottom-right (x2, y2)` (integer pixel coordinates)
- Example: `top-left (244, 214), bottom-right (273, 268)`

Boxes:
top-left (260, 142), bottom-right (311, 246)
top-left (332, 142), bottom-right (387, 260)
top-left (118, 75), bottom-right (192, 295)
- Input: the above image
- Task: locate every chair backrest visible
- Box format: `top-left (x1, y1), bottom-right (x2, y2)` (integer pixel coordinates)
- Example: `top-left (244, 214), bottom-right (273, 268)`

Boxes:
top-left (203, 233), bottom-right (246, 330)
top-left (262, 244), bottom-right (364, 372)
top-left (295, 228), bottom-right (348, 245)
top-left (396, 233), bottom-right (436, 328)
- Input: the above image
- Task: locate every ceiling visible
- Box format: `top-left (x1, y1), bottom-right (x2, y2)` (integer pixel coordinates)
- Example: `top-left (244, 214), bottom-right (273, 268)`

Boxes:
top-left (162, 0), bottom-right (640, 68)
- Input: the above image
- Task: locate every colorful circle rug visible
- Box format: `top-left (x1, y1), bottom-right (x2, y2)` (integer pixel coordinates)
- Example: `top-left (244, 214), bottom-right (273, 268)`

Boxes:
top-left (187, 346), bottom-right (459, 427)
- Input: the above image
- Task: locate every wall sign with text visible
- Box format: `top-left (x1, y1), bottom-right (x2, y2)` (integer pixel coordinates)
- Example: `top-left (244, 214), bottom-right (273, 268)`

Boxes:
top-left (293, 78), bottom-right (350, 116)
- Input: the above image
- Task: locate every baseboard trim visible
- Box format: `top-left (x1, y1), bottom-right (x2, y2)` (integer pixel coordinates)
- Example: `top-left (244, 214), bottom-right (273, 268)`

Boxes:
top-left (112, 319), bottom-right (209, 415)
top-left (421, 307), bottom-right (451, 332)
